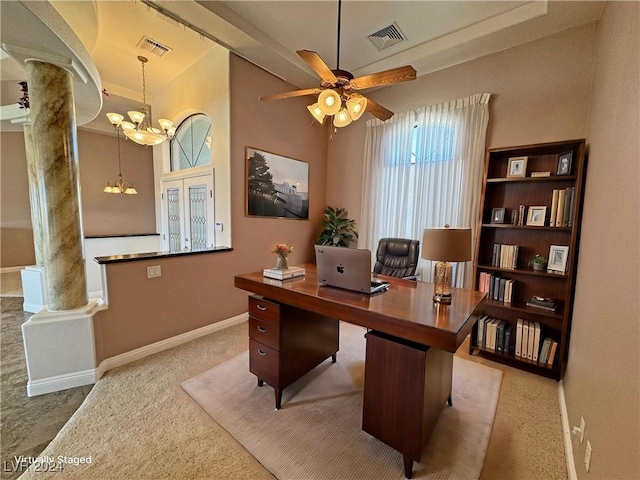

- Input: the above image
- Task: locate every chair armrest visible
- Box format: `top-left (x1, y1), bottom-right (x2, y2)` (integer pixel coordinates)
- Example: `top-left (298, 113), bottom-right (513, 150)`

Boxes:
top-left (401, 275), bottom-right (418, 281)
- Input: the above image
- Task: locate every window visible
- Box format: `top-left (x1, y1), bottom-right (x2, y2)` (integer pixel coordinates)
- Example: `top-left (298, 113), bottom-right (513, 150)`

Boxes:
top-left (170, 114), bottom-right (212, 171)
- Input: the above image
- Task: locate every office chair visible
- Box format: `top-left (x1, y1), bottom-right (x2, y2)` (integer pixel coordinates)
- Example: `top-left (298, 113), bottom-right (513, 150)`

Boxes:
top-left (373, 238), bottom-right (421, 280)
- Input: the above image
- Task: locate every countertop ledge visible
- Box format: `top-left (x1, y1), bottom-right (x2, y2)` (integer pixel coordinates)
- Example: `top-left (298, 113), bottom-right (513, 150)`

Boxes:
top-left (94, 246), bottom-right (233, 264)
top-left (85, 233), bottom-right (160, 239)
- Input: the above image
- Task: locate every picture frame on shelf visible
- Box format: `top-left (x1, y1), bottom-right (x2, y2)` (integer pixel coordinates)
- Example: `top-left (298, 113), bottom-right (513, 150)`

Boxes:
top-left (526, 206), bottom-right (547, 226)
top-left (548, 245), bottom-right (569, 273)
top-left (557, 152), bottom-right (573, 176)
top-left (491, 208), bottom-right (506, 224)
top-left (507, 156), bottom-right (528, 178)
top-left (245, 147), bottom-right (309, 219)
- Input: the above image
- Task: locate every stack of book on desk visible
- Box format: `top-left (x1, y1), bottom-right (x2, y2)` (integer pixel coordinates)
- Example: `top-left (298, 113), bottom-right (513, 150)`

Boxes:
top-left (526, 296), bottom-right (557, 312)
top-left (263, 266), bottom-right (306, 280)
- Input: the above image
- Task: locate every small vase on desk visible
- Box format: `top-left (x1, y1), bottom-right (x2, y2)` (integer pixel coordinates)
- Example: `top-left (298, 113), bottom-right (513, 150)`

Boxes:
top-left (275, 256), bottom-right (289, 270)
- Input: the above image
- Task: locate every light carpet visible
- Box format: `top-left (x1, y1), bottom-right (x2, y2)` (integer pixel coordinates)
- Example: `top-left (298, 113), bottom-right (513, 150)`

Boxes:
top-left (182, 322), bottom-right (503, 480)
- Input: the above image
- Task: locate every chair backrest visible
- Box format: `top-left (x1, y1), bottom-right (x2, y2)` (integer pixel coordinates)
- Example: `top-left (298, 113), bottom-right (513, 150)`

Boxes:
top-left (373, 238), bottom-right (421, 278)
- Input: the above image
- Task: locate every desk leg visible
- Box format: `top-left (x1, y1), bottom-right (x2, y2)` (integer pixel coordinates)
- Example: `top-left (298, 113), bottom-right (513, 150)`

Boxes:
top-left (403, 456), bottom-right (413, 479)
top-left (275, 389), bottom-right (282, 410)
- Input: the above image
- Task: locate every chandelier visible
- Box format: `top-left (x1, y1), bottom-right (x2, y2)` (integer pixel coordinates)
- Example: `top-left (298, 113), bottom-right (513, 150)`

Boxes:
top-left (103, 127), bottom-right (137, 195)
top-left (105, 56), bottom-right (175, 146)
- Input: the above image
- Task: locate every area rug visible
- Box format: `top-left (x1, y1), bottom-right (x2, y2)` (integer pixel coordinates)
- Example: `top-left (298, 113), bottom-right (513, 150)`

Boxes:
top-left (182, 322), bottom-right (502, 480)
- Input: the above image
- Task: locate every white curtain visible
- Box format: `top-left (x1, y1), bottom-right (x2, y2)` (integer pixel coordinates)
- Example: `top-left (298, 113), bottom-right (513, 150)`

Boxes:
top-left (359, 93), bottom-right (490, 288)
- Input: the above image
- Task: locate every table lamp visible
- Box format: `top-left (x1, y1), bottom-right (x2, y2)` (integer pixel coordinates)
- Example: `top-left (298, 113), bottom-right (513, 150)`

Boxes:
top-left (422, 225), bottom-right (472, 304)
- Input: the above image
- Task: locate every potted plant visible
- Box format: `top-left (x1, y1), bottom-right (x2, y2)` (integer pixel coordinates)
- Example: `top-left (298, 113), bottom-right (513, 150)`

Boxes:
top-left (528, 254), bottom-right (547, 272)
top-left (316, 206), bottom-right (358, 247)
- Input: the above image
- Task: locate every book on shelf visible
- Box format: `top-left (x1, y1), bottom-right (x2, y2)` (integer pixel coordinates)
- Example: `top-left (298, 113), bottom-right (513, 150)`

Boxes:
top-left (504, 325), bottom-right (513, 355)
top-left (521, 320), bottom-right (529, 358)
top-left (526, 296), bottom-right (558, 312)
top-left (563, 187), bottom-right (573, 227)
top-left (477, 315), bottom-right (489, 347)
top-left (539, 338), bottom-right (552, 364)
top-left (547, 340), bottom-right (558, 366)
top-left (488, 319), bottom-right (498, 350)
top-left (550, 189), bottom-right (560, 226)
top-left (515, 319), bottom-right (523, 357)
top-left (263, 265), bottom-right (306, 280)
top-left (491, 244), bottom-right (519, 269)
top-left (567, 186), bottom-right (576, 227)
top-left (527, 321), bottom-right (535, 360)
top-left (555, 189), bottom-right (566, 227)
top-left (518, 205), bottom-right (526, 226)
top-left (532, 321), bottom-right (542, 362)
top-left (496, 321), bottom-right (506, 353)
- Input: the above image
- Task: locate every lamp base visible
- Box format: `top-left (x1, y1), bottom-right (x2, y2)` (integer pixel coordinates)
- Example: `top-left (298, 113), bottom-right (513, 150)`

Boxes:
top-left (433, 293), bottom-right (452, 304)
top-left (433, 261), bottom-right (453, 305)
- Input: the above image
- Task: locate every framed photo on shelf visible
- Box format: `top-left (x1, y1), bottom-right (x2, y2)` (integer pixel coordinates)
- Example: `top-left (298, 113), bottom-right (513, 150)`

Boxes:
top-left (557, 152), bottom-right (573, 175)
top-left (245, 147), bottom-right (309, 219)
top-left (491, 208), bottom-right (506, 224)
top-left (526, 206), bottom-right (547, 226)
top-left (507, 156), bottom-right (528, 178)
top-left (548, 245), bottom-right (569, 273)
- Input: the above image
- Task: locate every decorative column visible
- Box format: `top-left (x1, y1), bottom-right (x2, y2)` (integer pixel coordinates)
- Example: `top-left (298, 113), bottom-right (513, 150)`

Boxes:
top-left (22, 123), bottom-right (44, 267)
top-left (25, 60), bottom-right (87, 311)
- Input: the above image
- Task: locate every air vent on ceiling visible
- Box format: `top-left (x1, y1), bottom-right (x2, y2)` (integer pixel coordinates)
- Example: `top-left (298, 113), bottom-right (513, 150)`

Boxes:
top-left (366, 22), bottom-right (406, 51)
top-left (137, 36), bottom-right (172, 57)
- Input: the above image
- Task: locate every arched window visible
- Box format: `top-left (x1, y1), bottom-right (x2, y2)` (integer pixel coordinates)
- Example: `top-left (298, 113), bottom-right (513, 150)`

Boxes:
top-left (170, 113), bottom-right (212, 171)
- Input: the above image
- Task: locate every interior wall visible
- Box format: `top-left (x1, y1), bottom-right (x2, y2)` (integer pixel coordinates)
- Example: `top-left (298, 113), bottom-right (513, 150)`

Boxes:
top-left (326, 22), bottom-right (598, 230)
top-left (93, 54), bottom-right (329, 361)
top-left (0, 129), bottom-right (155, 267)
top-left (564, 2), bottom-right (640, 479)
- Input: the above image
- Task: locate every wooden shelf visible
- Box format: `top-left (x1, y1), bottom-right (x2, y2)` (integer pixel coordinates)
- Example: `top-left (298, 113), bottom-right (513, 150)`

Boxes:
top-left (472, 139), bottom-right (587, 380)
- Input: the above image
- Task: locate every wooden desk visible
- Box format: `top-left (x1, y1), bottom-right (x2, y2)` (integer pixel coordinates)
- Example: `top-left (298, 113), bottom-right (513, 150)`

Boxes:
top-left (235, 264), bottom-right (485, 478)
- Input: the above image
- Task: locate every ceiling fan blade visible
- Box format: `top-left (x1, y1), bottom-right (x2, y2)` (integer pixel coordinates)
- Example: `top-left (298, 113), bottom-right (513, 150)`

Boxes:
top-left (365, 98), bottom-right (394, 121)
top-left (350, 65), bottom-right (417, 90)
top-left (297, 50), bottom-right (338, 84)
top-left (259, 88), bottom-right (321, 102)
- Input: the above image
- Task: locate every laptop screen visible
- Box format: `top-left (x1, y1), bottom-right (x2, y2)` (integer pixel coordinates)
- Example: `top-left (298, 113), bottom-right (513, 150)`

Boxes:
top-left (314, 245), bottom-right (388, 294)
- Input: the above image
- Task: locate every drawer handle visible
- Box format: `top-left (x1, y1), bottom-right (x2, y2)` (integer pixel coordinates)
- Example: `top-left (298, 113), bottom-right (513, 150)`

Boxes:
top-left (256, 304), bottom-right (267, 311)
top-left (257, 349), bottom-right (268, 356)
top-left (257, 326), bottom-right (268, 333)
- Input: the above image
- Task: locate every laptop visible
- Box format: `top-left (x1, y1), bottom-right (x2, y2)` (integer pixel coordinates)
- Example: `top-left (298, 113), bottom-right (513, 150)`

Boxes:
top-left (314, 245), bottom-right (389, 294)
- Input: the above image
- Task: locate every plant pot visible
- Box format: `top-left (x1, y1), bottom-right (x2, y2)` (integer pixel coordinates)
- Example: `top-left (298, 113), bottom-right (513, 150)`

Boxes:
top-left (532, 263), bottom-right (545, 272)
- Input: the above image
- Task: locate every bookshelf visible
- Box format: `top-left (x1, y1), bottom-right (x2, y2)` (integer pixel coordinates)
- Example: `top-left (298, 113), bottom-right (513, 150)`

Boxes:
top-left (470, 139), bottom-right (587, 379)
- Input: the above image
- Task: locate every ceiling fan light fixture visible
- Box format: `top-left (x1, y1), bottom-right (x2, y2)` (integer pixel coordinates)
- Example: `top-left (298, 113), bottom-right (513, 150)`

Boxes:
top-left (127, 110), bottom-right (145, 125)
top-left (333, 107), bottom-right (352, 128)
top-left (346, 95), bottom-right (367, 121)
top-left (318, 89), bottom-right (342, 115)
top-left (106, 112), bottom-right (124, 126)
top-left (307, 103), bottom-right (326, 124)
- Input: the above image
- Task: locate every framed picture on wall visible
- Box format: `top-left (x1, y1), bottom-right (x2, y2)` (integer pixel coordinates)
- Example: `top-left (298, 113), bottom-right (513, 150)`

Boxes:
top-left (245, 147), bottom-right (309, 219)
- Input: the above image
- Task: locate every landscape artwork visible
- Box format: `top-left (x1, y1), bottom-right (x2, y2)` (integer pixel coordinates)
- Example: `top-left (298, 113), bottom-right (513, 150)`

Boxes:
top-left (246, 147), bottom-right (309, 219)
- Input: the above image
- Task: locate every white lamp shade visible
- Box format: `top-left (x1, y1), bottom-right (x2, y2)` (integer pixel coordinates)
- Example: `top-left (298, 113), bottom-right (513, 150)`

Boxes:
top-left (119, 121), bottom-right (135, 131)
top-left (106, 112), bottom-right (124, 125)
top-left (103, 183), bottom-right (113, 193)
top-left (158, 118), bottom-right (173, 131)
top-left (346, 95), bottom-right (367, 121)
top-left (307, 103), bottom-right (326, 124)
top-left (125, 129), bottom-right (166, 146)
top-left (317, 89), bottom-right (342, 115)
top-left (124, 185), bottom-right (138, 195)
top-left (127, 110), bottom-right (145, 124)
top-left (333, 108), bottom-right (353, 128)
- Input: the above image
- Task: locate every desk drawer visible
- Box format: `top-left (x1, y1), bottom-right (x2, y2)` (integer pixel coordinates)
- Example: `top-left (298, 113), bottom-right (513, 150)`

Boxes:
top-left (249, 317), bottom-right (280, 350)
top-left (249, 339), bottom-right (280, 386)
top-left (249, 296), bottom-right (280, 325)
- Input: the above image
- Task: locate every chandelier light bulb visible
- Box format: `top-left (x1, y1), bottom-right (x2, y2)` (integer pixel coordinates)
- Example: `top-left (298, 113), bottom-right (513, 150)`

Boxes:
top-left (317, 89), bottom-right (342, 115)
top-left (307, 103), bottom-right (326, 124)
top-left (333, 107), bottom-right (353, 128)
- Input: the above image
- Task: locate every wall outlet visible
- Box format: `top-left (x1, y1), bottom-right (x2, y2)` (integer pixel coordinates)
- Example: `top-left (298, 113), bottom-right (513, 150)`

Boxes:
top-left (147, 265), bottom-right (161, 278)
top-left (579, 417), bottom-right (585, 443)
top-left (584, 440), bottom-right (592, 472)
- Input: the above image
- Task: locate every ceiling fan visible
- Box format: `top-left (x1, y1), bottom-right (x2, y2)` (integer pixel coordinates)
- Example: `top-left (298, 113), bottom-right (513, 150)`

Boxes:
top-left (258, 0), bottom-right (416, 128)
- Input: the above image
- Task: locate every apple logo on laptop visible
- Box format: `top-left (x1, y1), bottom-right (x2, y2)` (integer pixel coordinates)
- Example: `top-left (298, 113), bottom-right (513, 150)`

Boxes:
top-left (337, 264), bottom-right (345, 274)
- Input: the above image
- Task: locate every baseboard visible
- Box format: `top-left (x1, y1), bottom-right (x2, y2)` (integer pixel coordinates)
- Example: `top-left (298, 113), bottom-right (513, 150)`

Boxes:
top-left (24, 313), bottom-right (248, 396)
top-left (95, 312), bottom-right (249, 379)
top-left (558, 380), bottom-right (577, 480)
top-left (27, 368), bottom-right (96, 397)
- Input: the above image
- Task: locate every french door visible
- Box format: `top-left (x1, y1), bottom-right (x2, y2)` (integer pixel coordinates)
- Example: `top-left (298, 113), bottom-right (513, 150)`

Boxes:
top-left (161, 173), bottom-right (214, 252)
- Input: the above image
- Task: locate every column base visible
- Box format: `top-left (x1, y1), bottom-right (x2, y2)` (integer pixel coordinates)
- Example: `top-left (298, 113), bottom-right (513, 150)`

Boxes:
top-left (22, 300), bottom-right (100, 397)
top-left (21, 266), bottom-right (48, 313)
